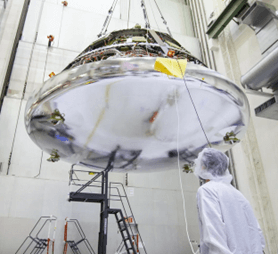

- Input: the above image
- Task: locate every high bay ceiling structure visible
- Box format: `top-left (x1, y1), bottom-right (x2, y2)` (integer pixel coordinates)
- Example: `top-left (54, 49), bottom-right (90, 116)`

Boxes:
top-left (25, 18), bottom-right (250, 172)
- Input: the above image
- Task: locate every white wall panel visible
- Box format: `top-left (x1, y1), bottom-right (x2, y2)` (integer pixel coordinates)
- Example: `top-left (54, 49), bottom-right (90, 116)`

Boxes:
top-left (105, 16), bottom-right (132, 35)
top-left (8, 42), bottom-right (32, 98)
top-left (70, 202), bottom-right (100, 224)
top-left (149, 0), bottom-right (190, 35)
top-left (39, 152), bottom-right (72, 180)
top-left (0, 0), bottom-right (27, 95)
top-left (9, 177), bottom-right (45, 218)
top-left (0, 176), bottom-right (15, 216)
top-left (0, 217), bottom-right (38, 254)
top-left (43, 47), bottom-right (76, 77)
top-left (25, 44), bottom-right (48, 98)
top-left (65, 0), bottom-right (121, 17)
top-left (247, 95), bottom-right (278, 236)
top-left (182, 4), bottom-right (195, 37)
top-left (181, 172), bottom-right (199, 192)
top-left (45, 0), bottom-right (59, 4)
top-left (128, 188), bottom-right (155, 225)
top-left (58, 7), bottom-right (103, 51)
top-left (126, 0), bottom-right (146, 28)
top-left (42, 48), bottom-right (79, 84)
top-left (153, 189), bottom-right (179, 225)
top-left (230, 23), bottom-right (262, 74)
top-left (0, 97), bottom-right (21, 175)
top-left (42, 180), bottom-right (72, 217)
top-left (128, 169), bottom-right (199, 191)
top-left (201, 0), bottom-right (215, 23)
top-left (177, 191), bottom-right (199, 228)
top-left (128, 170), bottom-right (176, 189)
top-left (21, 0), bottom-right (43, 43)
top-left (36, 2), bottom-right (63, 46)
top-left (169, 33), bottom-right (202, 60)
top-left (8, 100), bottom-right (43, 177)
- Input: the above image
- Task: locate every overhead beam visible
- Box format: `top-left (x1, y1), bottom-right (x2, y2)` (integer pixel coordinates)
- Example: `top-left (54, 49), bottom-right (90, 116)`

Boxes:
top-left (206, 0), bottom-right (248, 39)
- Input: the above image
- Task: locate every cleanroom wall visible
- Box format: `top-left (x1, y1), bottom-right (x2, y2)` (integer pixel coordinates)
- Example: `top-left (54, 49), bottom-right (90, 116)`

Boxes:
top-left (0, 0), bottom-right (202, 253)
top-left (200, 0), bottom-right (278, 253)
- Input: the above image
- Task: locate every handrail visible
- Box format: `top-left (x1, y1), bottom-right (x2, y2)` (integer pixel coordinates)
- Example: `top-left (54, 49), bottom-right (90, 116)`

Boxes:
top-left (69, 164), bottom-right (103, 185)
top-left (16, 216), bottom-right (57, 254)
top-left (36, 216), bottom-right (57, 239)
top-left (109, 182), bottom-right (148, 254)
top-left (69, 168), bottom-right (104, 195)
top-left (64, 218), bottom-right (96, 254)
top-left (110, 186), bottom-right (136, 249)
top-left (73, 171), bottom-right (103, 194)
top-left (68, 166), bottom-right (147, 253)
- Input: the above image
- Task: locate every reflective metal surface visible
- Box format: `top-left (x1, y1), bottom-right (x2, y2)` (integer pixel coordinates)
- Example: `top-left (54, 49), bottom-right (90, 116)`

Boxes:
top-left (25, 29), bottom-right (250, 172)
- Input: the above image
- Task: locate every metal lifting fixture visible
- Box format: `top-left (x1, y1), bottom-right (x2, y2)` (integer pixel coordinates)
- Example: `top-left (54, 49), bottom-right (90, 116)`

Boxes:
top-left (141, 0), bottom-right (151, 29)
top-left (98, 0), bottom-right (173, 38)
top-left (98, 0), bottom-right (119, 38)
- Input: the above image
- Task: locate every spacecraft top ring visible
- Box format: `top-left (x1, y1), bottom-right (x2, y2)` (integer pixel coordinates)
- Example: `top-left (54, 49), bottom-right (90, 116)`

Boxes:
top-left (25, 27), bottom-right (250, 172)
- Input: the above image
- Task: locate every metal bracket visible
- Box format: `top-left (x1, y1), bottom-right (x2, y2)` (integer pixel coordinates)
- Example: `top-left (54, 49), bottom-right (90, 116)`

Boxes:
top-left (148, 30), bottom-right (168, 55)
top-left (206, 0), bottom-right (249, 39)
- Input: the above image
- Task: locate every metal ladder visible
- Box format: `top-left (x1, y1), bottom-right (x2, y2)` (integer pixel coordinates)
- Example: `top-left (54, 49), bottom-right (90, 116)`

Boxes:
top-left (108, 208), bottom-right (136, 254)
top-left (63, 218), bottom-right (96, 254)
top-left (15, 215), bottom-right (57, 254)
top-left (108, 182), bottom-right (147, 254)
top-left (68, 160), bottom-right (147, 254)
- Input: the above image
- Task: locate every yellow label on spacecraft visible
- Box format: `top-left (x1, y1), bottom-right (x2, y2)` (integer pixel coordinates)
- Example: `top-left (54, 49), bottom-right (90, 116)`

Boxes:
top-left (154, 58), bottom-right (187, 78)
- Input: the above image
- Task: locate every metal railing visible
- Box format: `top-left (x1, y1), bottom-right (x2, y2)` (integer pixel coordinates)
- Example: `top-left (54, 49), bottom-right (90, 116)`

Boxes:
top-left (16, 215), bottom-right (57, 254)
top-left (63, 218), bottom-right (95, 254)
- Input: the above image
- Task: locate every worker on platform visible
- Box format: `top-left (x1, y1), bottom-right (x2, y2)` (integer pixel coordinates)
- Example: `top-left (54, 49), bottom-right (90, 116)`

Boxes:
top-left (193, 148), bottom-right (265, 254)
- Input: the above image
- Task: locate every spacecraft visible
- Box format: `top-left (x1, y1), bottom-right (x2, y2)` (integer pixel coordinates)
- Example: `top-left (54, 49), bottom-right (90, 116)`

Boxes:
top-left (24, 26), bottom-right (250, 172)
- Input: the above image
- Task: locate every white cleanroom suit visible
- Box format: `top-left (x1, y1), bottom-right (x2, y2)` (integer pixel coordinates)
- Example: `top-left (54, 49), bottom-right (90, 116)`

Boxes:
top-left (194, 148), bottom-right (265, 254)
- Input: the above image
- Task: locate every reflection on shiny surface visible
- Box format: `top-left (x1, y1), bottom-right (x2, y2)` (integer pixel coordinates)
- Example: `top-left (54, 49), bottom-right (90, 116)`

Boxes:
top-left (25, 30), bottom-right (250, 172)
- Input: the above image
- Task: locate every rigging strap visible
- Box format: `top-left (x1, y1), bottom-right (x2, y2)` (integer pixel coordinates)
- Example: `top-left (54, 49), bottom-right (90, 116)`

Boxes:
top-left (98, 0), bottom-right (119, 38)
top-left (141, 0), bottom-right (151, 29)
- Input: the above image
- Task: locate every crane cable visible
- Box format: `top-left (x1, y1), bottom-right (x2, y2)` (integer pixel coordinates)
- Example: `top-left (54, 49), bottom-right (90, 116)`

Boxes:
top-left (148, 0), bottom-right (160, 32)
top-left (153, 0), bottom-right (172, 37)
top-left (174, 58), bottom-right (211, 254)
top-left (127, 0), bottom-right (131, 29)
top-left (175, 87), bottom-right (200, 254)
top-left (176, 59), bottom-right (212, 147)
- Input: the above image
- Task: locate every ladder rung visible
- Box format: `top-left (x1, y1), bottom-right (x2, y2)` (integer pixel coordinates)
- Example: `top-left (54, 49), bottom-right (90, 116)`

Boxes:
top-left (107, 208), bottom-right (121, 214)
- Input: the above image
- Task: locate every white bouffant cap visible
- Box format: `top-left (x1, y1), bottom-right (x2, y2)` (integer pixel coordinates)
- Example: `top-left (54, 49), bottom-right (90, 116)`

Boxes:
top-left (193, 148), bottom-right (233, 183)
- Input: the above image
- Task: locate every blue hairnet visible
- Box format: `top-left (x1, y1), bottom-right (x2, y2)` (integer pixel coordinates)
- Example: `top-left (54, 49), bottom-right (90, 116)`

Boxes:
top-left (194, 148), bottom-right (232, 182)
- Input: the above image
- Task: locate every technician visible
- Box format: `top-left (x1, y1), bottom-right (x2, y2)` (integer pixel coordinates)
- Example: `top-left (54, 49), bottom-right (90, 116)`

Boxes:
top-left (193, 148), bottom-right (265, 254)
